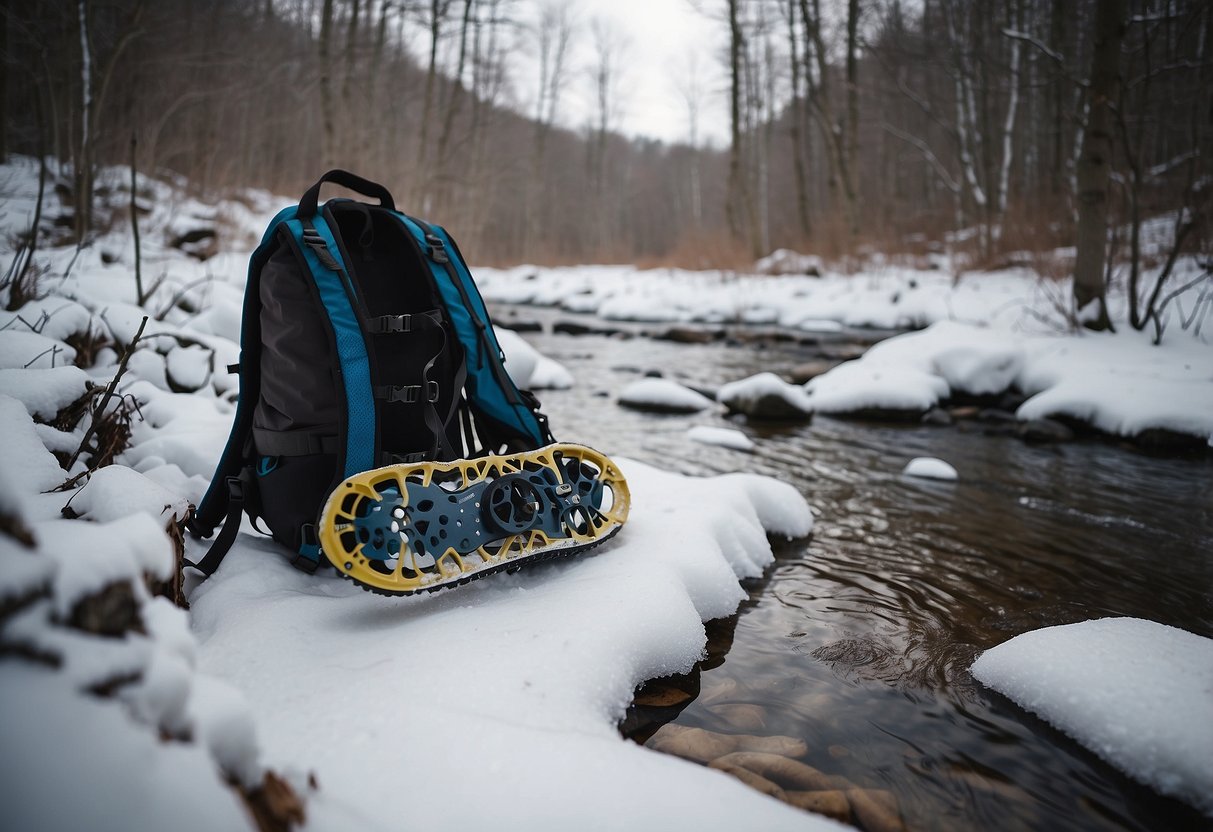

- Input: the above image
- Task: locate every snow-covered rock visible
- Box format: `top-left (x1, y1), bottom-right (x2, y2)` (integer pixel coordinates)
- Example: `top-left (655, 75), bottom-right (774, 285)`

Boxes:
top-left (687, 425), bottom-right (756, 452)
top-left (806, 361), bottom-right (949, 415)
top-left (901, 457), bottom-right (958, 480)
top-left (754, 248), bottom-right (824, 276)
top-left (618, 378), bottom-right (716, 413)
top-left (718, 372), bottom-right (813, 420)
top-left (972, 618), bottom-right (1213, 817)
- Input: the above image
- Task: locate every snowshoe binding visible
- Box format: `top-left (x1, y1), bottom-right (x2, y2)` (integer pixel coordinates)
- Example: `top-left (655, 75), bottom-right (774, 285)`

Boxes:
top-left (318, 443), bottom-right (630, 596)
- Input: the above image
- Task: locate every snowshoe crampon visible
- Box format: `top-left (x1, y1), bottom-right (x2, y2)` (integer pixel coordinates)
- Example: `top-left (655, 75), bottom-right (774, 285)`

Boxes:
top-left (318, 443), bottom-right (630, 596)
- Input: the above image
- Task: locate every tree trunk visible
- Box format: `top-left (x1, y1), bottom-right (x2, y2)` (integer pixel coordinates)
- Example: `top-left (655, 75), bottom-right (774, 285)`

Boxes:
top-left (786, 0), bottom-right (810, 239)
top-left (318, 0), bottom-right (335, 166)
top-left (726, 0), bottom-right (748, 245)
top-left (1072, 0), bottom-right (1127, 331)
top-left (75, 0), bottom-right (93, 241)
top-left (843, 0), bottom-right (860, 235)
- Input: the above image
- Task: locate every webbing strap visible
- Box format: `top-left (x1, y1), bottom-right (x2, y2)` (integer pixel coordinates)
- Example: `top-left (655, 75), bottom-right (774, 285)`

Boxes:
top-left (184, 473), bottom-right (249, 576)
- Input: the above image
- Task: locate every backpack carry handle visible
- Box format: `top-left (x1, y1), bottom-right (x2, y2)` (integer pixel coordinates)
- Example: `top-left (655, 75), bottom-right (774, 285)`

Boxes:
top-left (298, 169), bottom-right (396, 218)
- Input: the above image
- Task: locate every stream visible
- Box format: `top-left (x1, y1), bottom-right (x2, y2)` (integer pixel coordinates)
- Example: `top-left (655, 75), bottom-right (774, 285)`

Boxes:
top-left (493, 304), bottom-right (1213, 832)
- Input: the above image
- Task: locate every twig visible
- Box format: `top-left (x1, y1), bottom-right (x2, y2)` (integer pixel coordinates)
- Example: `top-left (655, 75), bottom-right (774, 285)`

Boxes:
top-left (131, 133), bottom-right (144, 304)
top-left (65, 315), bottom-right (147, 471)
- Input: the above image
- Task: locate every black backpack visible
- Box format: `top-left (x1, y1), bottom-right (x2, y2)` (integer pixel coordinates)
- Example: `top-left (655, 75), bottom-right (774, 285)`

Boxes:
top-left (187, 171), bottom-right (553, 575)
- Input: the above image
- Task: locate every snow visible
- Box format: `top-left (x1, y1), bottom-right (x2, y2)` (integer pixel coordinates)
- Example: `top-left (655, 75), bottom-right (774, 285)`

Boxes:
top-left (70, 465), bottom-right (193, 524)
top-left (0, 366), bottom-right (91, 419)
top-left (618, 378), bottom-right (716, 413)
top-left (687, 425), bottom-right (756, 452)
top-left (0, 663), bottom-right (254, 832)
top-left (189, 459), bottom-right (820, 831)
top-left (0, 330), bottom-right (77, 369)
top-left (165, 344), bottom-right (212, 391)
top-left (718, 372), bottom-right (813, 417)
top-left (806, 361), bottom-right (950, 414)
top-left (901, 457), bottom-right (959, 481)
top-left (971, 618), bottom-right (1213, 817)
top-left (497, 327), bottom-right (574, 390)
top-left (0, 394), bottom-right (71, 493)
top-left (34, 515), bottom-right (173, 617)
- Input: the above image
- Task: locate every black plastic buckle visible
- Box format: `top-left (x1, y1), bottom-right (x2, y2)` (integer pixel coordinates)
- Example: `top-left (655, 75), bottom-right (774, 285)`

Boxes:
top-left (376, 382), bottom-right (440, 404)
top-left (301, 232), bottom-right (341, 271)
top-left (424, 233), bottom-right (450, 264)
top-left (226, 475), bottom-right (245, 503)
top-left (370, 314), bottom-right (411, 334)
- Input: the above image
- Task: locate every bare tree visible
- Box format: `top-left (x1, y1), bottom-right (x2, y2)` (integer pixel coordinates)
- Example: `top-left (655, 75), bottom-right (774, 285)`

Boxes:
top-left (1072, 0), bottom-right (1127, 331)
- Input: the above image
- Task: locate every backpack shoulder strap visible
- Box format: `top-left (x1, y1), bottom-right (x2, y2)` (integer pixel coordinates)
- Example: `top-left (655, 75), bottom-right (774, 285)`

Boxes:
top-left (395, 215), bottom-right (551, 448)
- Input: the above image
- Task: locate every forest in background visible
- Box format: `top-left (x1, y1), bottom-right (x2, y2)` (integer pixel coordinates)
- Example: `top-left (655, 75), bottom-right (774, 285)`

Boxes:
top-left (1, 0), bottom-right (1210, 296)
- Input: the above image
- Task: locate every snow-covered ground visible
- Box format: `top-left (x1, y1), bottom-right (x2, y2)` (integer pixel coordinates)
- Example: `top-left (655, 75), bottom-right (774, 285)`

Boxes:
top-left (3, 155), bottom-right (1211, 829)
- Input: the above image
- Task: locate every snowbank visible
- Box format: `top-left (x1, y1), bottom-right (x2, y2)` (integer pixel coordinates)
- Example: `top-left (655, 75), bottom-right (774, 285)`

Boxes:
top-left (189, 460), bottom-right (820, 831)
top-left (972, 618), bottom-right (1213, 816)
top-left (799, 321), bottom-right (1213, 442)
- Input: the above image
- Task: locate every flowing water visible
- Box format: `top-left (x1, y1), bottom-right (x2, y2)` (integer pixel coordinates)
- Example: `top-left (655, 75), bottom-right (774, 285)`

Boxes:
top-left (493, 305), bottom-right (1213, 832)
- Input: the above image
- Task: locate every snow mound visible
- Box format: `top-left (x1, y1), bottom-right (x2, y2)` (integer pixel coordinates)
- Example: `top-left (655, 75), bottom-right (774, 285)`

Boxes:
top-left (718, 372), bottom-right (813, 419)
top-left (971, 618), bottom-right (1213, 816)
top-left (0, 395), bottom-right (70, 493)
top-left (188, 459), bottom-right (820, 831)
top-left (805, 361), bottom-right (949, 414)
top-left (0, 331), bottom-right (77, 369)
top-left (619, 379), bottom-right (716, 413)
top-left (0, 366), bottom-right (91, 420)
top-left (497, 328), bottom-right (574, 390)
top-left (687, 426), bottom-right (756, 451)
top-left (902, 457), bottom-right (958, 480)
top-left (71, 465), bottom-right (193, 524)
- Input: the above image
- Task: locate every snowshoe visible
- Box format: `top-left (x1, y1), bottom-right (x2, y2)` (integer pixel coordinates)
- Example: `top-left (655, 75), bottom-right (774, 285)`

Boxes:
top-left (317, 443), bottom-right (630, 596)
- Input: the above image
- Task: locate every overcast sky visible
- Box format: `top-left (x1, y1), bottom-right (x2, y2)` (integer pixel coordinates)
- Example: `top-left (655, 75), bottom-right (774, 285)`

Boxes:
top-left (508, 0), bottom-right (730, 147)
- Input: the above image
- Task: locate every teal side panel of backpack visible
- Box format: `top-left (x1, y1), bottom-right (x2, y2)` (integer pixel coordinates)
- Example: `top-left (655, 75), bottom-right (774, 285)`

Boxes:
top-left (284, 213), bottom-right (376, 478)
top-left (392, 214), bottom-right (546, 447)
top-left (430, 225), bottom-right (547, 443)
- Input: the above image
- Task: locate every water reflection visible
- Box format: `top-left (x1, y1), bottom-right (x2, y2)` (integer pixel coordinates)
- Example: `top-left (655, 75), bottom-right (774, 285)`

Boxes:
top-left (495, 307), bottom-right (1213, 831)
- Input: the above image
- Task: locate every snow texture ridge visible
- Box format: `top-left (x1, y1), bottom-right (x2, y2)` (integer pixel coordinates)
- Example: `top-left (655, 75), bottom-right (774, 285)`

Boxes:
top-left (971, 618), bottom-right (1213, 816)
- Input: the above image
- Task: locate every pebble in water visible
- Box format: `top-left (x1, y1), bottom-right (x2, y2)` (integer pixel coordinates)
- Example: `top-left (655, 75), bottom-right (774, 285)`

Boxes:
top-left (708, 751), bottom-right (834, 791)
top-left (711, 763), bottom-right (787, 799)
top-left (707, 703), bottom-right (768, 733)
top-left (846, 789), bottom-right (907, 832)
top-left (784, 790), bottom-right (851, 822)
top-left (647, 724), bottom-right (808, 763)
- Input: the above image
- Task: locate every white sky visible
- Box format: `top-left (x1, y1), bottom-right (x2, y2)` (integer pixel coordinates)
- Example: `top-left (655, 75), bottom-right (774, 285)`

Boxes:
top-left (508, 0), bottom-right (730, 147)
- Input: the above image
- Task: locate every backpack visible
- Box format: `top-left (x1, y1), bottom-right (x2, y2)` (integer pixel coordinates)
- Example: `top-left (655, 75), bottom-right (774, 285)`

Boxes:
top-left (187, 170), bottom-right (553, 576)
